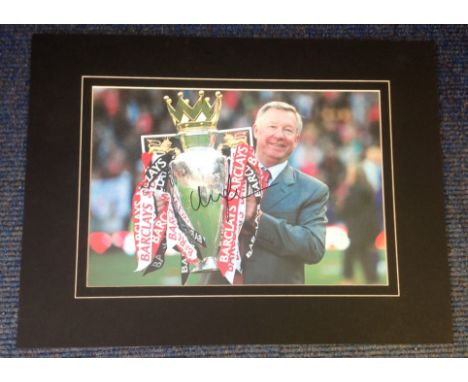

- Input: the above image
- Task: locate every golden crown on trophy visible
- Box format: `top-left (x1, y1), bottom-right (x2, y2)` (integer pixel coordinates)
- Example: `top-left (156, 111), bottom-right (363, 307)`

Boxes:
top-left (163, 90), bottom-right (223, 131)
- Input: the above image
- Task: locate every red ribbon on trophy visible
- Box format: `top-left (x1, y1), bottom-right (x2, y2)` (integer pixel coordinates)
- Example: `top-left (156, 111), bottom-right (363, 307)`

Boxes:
top-left (217, 143), bottom-right (265, 284)
top-left (132, 151), bottom-right (172, 272)
top-left (133, 150), bottom-right (204, 274)
top-left (243, 151), bottom-right (265, 259)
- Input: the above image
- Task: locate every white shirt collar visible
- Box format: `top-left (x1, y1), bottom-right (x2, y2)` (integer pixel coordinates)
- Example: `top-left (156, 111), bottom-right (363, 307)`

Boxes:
top-left (260, 160), bottom-right (288, 183)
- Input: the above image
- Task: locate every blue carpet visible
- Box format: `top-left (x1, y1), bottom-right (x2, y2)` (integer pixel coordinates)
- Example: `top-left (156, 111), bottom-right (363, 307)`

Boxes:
top-left (0, 25), bottom-right (466, 357)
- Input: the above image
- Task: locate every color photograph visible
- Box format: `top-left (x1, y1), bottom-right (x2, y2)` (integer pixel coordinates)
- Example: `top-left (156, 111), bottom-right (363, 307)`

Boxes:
top-left (87, 86), bottom-right (388, 287)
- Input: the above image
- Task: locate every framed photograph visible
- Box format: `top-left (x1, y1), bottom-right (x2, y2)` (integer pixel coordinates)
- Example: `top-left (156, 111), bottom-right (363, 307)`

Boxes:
top-left (18, 35), bottom-right (452, 346)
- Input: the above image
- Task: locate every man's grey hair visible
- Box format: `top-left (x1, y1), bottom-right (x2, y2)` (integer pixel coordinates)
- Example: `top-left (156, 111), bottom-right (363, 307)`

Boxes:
top-left (255, 101), bottom-right (303, 135)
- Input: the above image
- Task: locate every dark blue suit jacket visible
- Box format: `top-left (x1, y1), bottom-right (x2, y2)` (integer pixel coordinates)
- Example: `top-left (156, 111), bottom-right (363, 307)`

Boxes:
top-left (244, 165), bottom-right (329, 284)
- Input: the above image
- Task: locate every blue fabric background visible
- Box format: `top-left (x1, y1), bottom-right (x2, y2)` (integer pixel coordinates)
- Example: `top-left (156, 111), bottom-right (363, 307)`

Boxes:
top-left (0, 25), bottom-right (466, 357)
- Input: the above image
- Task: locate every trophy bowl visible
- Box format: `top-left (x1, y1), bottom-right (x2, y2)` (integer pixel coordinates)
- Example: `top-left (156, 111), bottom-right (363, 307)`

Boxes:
top-left (170, 137), bottom-right (227, 273)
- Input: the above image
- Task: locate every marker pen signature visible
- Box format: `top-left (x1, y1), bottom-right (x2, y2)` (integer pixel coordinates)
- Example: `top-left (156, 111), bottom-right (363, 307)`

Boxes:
top-left (189, 171), bottom-right (275, 221)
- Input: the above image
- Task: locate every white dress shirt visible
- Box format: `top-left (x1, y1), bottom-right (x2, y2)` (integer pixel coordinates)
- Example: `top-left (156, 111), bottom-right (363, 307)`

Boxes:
top-left (260, 160), bottom-right (288, 185)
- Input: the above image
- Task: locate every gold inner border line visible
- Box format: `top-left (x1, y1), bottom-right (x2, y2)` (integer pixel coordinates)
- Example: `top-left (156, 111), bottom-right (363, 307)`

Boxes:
top-left (76, 76), bottom-right (398, 299)
top-left (76, 294), bottom-right (400, 299)
top-left (387, 81), bottom-right (400, 297)
top-left (93, 85), bottom-right (383, 92)
top-left (83, 76), bottom-right (390, 83)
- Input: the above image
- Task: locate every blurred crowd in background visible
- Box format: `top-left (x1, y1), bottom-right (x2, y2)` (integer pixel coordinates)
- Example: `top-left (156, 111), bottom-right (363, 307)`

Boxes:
top-left (90, 88), bottom-right (384, 284)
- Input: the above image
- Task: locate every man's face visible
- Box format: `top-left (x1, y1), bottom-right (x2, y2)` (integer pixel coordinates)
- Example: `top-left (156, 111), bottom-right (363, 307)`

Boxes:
top-left (253, 108), bottom-right (300, 167)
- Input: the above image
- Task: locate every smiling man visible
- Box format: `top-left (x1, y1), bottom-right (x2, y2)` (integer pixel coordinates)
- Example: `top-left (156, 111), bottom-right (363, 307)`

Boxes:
top-left (243, 101), bottom-right (329, 284)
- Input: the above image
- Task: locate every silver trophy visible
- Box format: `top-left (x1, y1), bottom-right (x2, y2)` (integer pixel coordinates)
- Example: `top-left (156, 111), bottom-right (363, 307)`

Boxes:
top-left (136, 90), bottom-right (254, 284)
top-left (163, 91), bottom-right (229, 273)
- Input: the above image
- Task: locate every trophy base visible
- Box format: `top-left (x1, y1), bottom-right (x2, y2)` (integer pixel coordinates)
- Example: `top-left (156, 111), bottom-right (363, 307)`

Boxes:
top-left (191, 256), bottom-right (218, 273)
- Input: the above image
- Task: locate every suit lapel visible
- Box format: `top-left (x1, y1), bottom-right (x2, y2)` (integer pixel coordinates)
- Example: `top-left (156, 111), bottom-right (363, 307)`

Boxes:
top-left (261, 165), bottom-right (296, 211)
